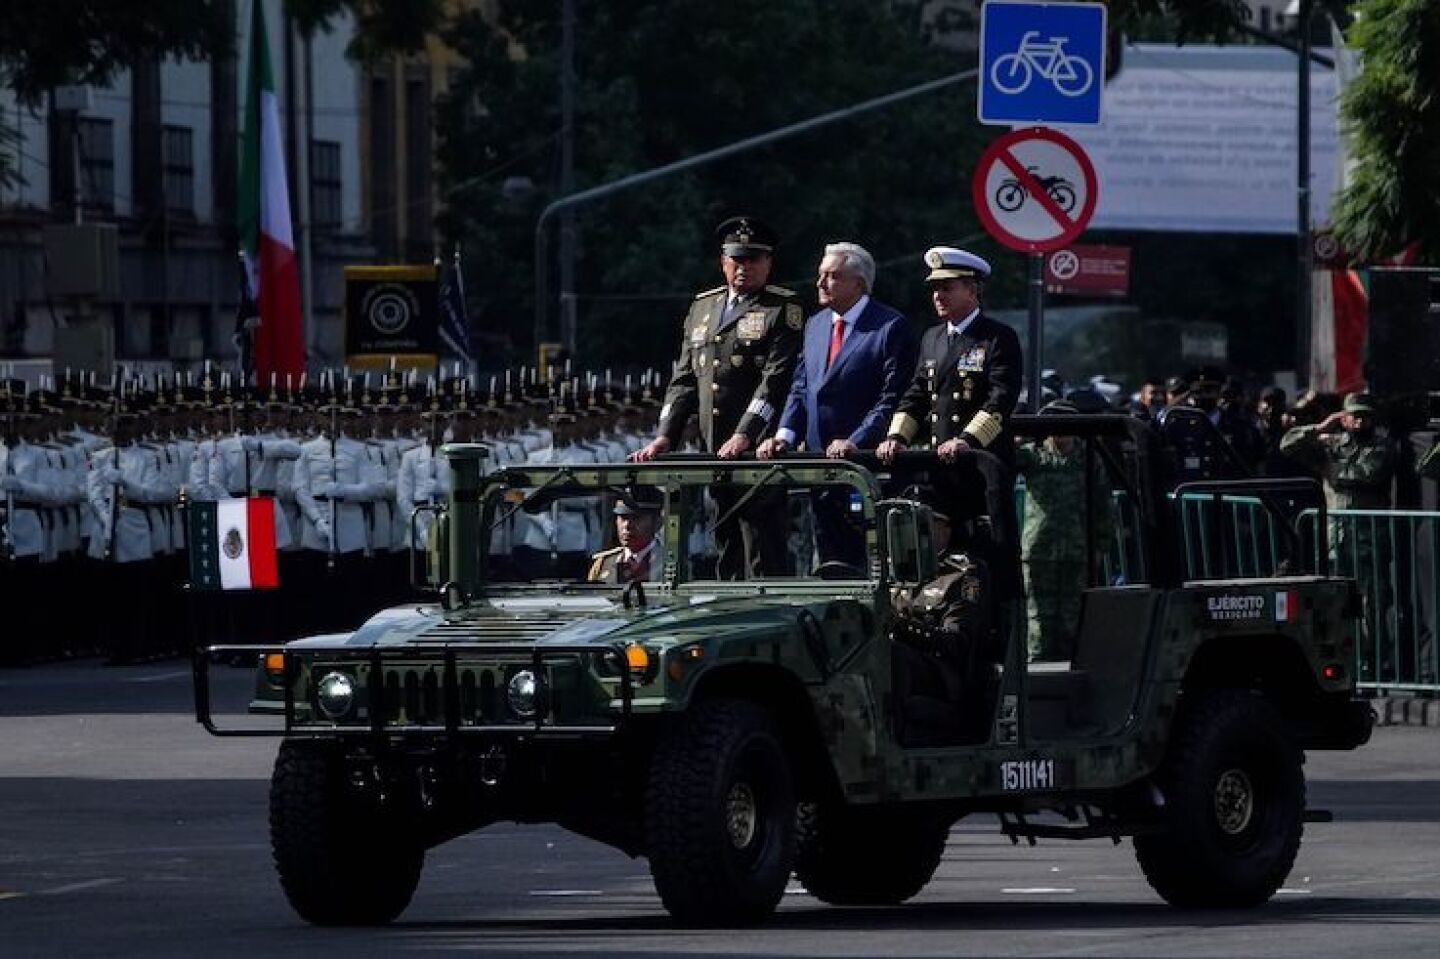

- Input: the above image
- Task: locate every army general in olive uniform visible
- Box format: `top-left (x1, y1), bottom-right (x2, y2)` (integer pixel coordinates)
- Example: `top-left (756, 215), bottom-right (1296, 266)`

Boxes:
top-left (635, 216), bottom-right (802, 578)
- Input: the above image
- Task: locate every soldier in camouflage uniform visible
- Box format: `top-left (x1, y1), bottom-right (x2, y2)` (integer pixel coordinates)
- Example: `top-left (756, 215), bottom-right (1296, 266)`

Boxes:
top-left (634, 216), bottom-right (802, 578)
top-left (1280, 392), bottom-right (1398, 670)
top-left (1015, 400), bottom-right (1116, 661)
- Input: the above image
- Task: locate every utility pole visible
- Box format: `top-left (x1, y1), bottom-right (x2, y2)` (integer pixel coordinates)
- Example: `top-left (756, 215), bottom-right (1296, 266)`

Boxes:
top-left (558, 0), bottom-right (578, 352)
top-left (1296, 0), bottom-right (1314, 386)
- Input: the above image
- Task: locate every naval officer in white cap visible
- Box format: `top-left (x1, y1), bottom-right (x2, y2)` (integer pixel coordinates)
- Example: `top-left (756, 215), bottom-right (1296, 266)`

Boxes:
top-left (877, 246), bottom-right (1022, 470)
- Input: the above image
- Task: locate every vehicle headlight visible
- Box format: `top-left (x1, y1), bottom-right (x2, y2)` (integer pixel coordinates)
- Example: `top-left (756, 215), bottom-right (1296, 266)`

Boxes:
top-left (315, 671), bottom-right (356, 720)
top-left (507, 669), bottom-right (538, 718)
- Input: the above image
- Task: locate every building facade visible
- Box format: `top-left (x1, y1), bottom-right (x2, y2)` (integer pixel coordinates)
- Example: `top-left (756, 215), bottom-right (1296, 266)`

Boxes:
top-left (0, 0), bottom-right (378, 376)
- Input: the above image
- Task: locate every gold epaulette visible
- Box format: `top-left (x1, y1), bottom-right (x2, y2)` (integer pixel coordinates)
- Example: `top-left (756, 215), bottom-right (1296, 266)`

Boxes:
top-left (586, 546), bottom-right (624, 583)
top-left (694, 286), bottom-right (726, 299)
top-left (764, 284), bottom-right (796, 297)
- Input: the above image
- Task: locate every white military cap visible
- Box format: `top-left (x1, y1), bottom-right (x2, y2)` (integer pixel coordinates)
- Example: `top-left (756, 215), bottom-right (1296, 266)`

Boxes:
top-left (923, 246), bottom-right (991, 282)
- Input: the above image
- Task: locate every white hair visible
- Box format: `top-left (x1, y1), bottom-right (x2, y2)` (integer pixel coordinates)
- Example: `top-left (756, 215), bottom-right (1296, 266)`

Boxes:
top-left (823, 242), bottom-right (876, 293)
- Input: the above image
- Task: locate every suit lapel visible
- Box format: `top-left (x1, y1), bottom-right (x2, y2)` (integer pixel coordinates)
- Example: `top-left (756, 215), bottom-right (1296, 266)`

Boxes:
top-left (806, 312), bottom-right (829, 387)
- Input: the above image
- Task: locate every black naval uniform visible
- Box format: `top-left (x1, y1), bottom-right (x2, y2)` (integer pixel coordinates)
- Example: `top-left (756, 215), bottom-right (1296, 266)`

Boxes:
top-left (886, 310), bottom-right (1022, 470)
top-left (657, 283), bottom-right (802, 578)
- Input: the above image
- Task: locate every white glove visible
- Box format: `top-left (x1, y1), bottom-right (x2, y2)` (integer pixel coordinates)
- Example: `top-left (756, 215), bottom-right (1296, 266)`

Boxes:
top-left (317, 481), bottom-right (341, 499)
top-left (101, 467), bottom-right (124, 485)
top-left (314, 516), bottom-right (332, 539)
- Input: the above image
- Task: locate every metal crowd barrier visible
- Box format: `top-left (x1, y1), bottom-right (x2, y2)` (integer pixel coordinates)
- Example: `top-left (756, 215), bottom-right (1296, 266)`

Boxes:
top-left (1015, 483), bottom-right (1438, 693)
top-left (1299, 508), bottom-right (1440, 695)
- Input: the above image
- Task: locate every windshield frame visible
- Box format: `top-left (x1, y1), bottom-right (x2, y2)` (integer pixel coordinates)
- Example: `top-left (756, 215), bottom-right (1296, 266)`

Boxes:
top-left (464, 458), bottom-right (887, 596)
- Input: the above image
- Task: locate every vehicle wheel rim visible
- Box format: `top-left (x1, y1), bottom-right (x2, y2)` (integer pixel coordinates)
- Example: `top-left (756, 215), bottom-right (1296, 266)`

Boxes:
top-left (1214, 768), bottom-right (1255, 836)
top-left (725, 781), bottom-right (758, 850)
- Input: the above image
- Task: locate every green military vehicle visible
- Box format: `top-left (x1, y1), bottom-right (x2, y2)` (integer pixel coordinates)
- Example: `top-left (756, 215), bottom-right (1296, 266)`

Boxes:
top-left (195, 414), bottom-right (1372, 927)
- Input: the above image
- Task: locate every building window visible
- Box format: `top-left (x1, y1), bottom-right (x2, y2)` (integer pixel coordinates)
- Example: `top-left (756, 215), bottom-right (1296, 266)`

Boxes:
top-left (162, 124), bottom-right (194, 218)
top-left (310, 139), bottom-right (342, 233)
top-left (77, 117), bottom-right (115, 214)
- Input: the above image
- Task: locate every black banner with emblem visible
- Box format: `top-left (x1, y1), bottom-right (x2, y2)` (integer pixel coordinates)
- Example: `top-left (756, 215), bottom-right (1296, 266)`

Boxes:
top-left (343, 265), bottom-right (439, 362)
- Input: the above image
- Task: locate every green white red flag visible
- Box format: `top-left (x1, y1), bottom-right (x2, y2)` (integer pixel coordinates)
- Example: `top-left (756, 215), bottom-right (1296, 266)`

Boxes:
top-left (239, 0), bottom-right (304, 383)
top-left (188, 498), bottom-right (279, 591)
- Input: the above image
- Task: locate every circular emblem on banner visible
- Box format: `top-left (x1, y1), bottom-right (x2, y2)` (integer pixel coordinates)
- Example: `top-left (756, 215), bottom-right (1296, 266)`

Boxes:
top-left (363, 283), bottom-right (420, 336)
top-left (222, 526), bottom-right (244, 560)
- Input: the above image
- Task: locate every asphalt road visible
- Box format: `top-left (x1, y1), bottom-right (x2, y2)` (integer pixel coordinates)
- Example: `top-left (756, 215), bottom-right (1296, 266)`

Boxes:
top-left (2, 660), bottom-right (1438, 959)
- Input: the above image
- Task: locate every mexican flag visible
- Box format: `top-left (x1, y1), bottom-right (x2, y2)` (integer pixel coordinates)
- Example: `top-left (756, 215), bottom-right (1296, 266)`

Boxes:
top-left (239, 0), bottom-right (304, 383)
top-left (188, 499), bottom-right (280, 591)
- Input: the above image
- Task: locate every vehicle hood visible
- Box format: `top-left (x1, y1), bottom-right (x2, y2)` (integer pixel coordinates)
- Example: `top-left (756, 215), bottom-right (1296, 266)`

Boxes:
top-left (304, 592), bottom-right (821, 649)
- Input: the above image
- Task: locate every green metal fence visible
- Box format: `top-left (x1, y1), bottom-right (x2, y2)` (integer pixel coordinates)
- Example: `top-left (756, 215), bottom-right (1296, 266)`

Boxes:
top-left (1299, 508), bottom-right (1440, 694)
top-left (1018, 481), bottom-right (1440, 693)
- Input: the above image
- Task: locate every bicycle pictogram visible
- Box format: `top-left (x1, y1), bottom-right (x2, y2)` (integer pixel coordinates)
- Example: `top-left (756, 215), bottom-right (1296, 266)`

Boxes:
top-left (989, 31), bottom-right (1096, 98)
top-left (994, 167), bottom-right (1077, 214)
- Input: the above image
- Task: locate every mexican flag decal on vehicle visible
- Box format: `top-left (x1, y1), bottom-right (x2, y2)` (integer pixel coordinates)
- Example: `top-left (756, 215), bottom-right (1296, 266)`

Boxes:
top-left (189, 498), bottom-right (279, 590)
top-left (1274, 590), bottom-right (1299, 623)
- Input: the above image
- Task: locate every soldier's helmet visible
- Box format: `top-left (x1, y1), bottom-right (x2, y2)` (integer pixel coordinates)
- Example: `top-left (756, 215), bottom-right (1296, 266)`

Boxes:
top-left (1342, 393), bottom-right (1377, 415)
top-left (900, 484), bottom-right (950, 522)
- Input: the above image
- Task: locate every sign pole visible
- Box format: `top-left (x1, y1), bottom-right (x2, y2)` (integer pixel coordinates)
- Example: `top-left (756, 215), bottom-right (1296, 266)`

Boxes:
top-left (1028, 252), bottom-right (1044, 410)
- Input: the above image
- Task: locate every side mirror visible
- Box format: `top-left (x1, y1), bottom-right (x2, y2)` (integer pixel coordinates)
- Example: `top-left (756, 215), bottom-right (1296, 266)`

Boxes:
top-left (881, 500), bottom-right (938, 586)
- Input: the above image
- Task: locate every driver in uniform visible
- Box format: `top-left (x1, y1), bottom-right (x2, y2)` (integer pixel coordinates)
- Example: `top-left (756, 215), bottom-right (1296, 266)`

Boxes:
top-left (890, 486), bottom-right (997, 746)
top-left (587, 485), bottom-right (666, 584)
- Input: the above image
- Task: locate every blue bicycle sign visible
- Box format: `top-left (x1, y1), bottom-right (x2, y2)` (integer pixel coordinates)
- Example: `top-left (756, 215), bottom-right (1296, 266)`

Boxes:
top-left (978, 1), bottom-right (1106, 126)
top-left (990, 31), bottom-right (1096, 98)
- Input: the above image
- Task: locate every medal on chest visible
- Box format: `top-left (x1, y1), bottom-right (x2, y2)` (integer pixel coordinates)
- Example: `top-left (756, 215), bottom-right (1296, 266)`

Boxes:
top-left (737, 311), bottom-right (767, 342)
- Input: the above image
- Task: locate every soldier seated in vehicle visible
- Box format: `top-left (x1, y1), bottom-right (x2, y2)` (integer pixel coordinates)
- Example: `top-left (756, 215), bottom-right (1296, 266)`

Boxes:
top-left (587, 485), bottom-right (666, 584)
top-left (890, 485), bottom-right (997, 747)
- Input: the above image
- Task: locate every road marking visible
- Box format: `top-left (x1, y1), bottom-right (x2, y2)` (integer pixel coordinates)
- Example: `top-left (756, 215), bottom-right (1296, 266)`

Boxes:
top-left (39, 878), bottom-right (121, 896)
top-left (122, 670), bottom-right (190, 684)
top-left (0, 891), bottom-right (27, 902)
top-left (528, 889), bottom-right (603, 897)
top-left (1276, 888), bottom-right (1313, 895)
top-left (1002, 887), bottom-right (1077, 894)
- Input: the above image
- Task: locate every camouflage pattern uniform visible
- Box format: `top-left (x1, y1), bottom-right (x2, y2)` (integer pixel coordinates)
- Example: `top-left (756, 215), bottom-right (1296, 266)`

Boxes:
top-left (1015, 439), bottom-right (1115, 661)
top-left (1280, 414), bottom-right (1398, 669)
top-left (891, 553), bottom-right (996, 745)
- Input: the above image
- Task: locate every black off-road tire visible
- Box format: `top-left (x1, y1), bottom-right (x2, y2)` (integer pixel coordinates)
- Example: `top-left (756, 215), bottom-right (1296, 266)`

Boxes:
top-left (794, 802), bottom-right (950, 905)
top-left (270, 741), bottom-right (424, 925)
top-left (1135, 689), bottom-right (1305, 909)
top-left (644, 698), bottom-right (797, 926)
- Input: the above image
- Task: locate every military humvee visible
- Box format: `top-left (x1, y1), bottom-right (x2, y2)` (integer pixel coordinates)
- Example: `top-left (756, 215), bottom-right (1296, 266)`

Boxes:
top-left (195, 414), bottom-right (1372, 927)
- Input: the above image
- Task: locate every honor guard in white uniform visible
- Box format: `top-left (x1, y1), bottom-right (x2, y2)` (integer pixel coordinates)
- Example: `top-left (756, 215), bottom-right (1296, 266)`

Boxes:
top-left (514, 389), bottom-right (598, 579)
top-left (293, 398), bottom-right (388, 556)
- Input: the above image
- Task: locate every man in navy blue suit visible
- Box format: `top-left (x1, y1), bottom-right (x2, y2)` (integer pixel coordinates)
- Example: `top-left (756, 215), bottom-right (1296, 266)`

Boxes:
top-left (758, 242), bottom-right (918, 567)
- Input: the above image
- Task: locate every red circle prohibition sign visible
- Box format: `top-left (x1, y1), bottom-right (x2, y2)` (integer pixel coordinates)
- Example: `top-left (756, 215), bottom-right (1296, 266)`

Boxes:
top-left (972, 126), bottom-right (1098, 254)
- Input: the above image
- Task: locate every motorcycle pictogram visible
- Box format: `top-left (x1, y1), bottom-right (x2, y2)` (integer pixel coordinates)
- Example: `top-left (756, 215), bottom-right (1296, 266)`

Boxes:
top-left (994, 167), bottom-right (1077, 214)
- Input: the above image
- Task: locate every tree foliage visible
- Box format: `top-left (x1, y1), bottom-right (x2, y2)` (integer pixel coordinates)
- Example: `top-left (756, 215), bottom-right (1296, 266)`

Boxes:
top-left (1332, 0), bottom-right (1440, 263)
top-left (437, 0), bottom-right (1010, 365)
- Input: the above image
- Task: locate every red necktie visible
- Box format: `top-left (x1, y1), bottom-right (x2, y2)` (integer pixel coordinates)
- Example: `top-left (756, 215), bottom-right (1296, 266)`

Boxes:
top-left (623, 553), bottom-right (650, 582)
top-left (826, 315), bottom-right (845, 369)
